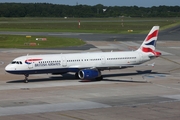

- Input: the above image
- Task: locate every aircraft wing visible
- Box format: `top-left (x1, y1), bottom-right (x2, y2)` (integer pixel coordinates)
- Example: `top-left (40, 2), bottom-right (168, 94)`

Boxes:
top-left (69, 63), bottom-right (155, 70)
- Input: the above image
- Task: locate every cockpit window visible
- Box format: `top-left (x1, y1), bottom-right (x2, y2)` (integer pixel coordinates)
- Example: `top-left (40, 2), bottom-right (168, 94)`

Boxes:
top-left (11, 61), bottom-right (16, 64)
top-left (11, 61), bottom-right (22, 64)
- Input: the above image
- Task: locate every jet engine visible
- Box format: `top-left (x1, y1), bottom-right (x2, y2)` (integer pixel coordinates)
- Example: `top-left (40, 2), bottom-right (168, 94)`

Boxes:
top-left (78, 69), bottom-right (101, 80)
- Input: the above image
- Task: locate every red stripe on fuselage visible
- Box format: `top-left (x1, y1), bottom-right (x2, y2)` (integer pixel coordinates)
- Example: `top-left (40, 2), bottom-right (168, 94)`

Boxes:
top-left (26, 58), bottom-right (42, 62)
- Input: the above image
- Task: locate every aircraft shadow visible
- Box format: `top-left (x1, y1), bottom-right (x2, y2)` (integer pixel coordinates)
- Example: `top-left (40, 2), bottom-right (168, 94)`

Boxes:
top-left (6, 74), bottom-right (77, 83)
top-left (102, 79), bottom-right (148, 83)
top-left (6, 70), bottom-right (167, 83)
top-left (101, 70), bottom-right (168, 83)
top-left (103, 70), bottom-right (153, 78)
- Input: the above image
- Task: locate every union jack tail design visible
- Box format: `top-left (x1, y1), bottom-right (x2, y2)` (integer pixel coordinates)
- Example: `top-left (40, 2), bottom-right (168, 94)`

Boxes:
top-left (137, 26), bottom-right (161, 57)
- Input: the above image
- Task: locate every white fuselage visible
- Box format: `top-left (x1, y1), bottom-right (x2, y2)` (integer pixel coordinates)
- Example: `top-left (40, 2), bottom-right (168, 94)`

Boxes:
top-left (5, 50), bottom-right (150, 75)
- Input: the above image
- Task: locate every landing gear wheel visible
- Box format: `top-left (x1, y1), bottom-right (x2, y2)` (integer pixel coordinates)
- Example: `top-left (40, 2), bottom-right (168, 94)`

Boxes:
top-left (24, 74), bottom-right (29, 83)
top-left (75, 72), bottom-right (80, 79)
top-left (95, 76), bottom-right (103, 81)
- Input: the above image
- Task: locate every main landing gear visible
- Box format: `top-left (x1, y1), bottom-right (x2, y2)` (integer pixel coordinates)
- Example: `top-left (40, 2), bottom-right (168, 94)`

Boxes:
top-left (95, 75), bottom-right (103, 81)
top-left (24, 74), bottom-right (29, 83)
top-left (75, 72), bottom-right (80, 79)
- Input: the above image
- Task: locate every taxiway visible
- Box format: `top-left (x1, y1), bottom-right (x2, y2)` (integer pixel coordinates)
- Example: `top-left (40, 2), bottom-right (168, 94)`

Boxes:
top-left (0, 28), bottom-right (180, 119)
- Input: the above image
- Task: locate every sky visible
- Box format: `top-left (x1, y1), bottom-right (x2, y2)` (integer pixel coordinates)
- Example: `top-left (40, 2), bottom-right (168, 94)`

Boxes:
top-left (0, 0), bottom-right (179, 7)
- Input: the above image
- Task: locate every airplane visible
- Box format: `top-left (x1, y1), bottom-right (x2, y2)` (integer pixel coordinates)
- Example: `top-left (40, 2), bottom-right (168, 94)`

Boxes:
top-left (5, 26), bottom-right (161, 83)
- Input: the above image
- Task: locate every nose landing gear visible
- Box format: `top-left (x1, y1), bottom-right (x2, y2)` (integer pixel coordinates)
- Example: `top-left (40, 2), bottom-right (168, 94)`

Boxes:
top-left (24, 74), bottom-right (29, 83)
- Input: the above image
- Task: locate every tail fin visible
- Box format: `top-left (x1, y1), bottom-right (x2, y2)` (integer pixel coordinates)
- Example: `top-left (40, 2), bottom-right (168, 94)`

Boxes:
top-left (137, 26), bottom-right (161, 56)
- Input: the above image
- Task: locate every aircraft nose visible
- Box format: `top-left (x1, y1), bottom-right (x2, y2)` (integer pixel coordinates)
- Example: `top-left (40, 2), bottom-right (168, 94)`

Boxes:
top-left (5, 65), bottom-right (10, 71)
top-left (5, 64), bottom-right (14, 72)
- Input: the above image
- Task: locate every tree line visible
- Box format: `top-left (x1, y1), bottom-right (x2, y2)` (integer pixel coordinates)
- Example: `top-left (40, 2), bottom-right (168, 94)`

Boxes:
top-left (0, 3), bottom-right (180, 17)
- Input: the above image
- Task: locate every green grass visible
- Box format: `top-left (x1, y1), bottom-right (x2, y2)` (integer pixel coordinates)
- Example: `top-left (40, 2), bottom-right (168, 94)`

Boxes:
top-left (0, 17), bottom-right (180, 49)
top-left (0, 17), bottom-right (180, 33)
top-left (0, 35), bottom-right (85, 48)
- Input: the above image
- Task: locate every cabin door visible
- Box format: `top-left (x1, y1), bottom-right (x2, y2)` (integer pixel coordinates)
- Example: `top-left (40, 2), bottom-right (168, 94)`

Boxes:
top-left (101, 56), bottom-right (106, 64)
top-left (61, 56), bottom-right (67, 67)
top-left (26, 58), bottom-right (34, 69)
top-left (138, 53), bottom-right (144, 62)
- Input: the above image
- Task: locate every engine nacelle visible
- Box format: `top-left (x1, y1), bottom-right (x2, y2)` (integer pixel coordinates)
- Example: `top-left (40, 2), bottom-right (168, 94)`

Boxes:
top-left (78, 69), bottom-right (101, 80)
